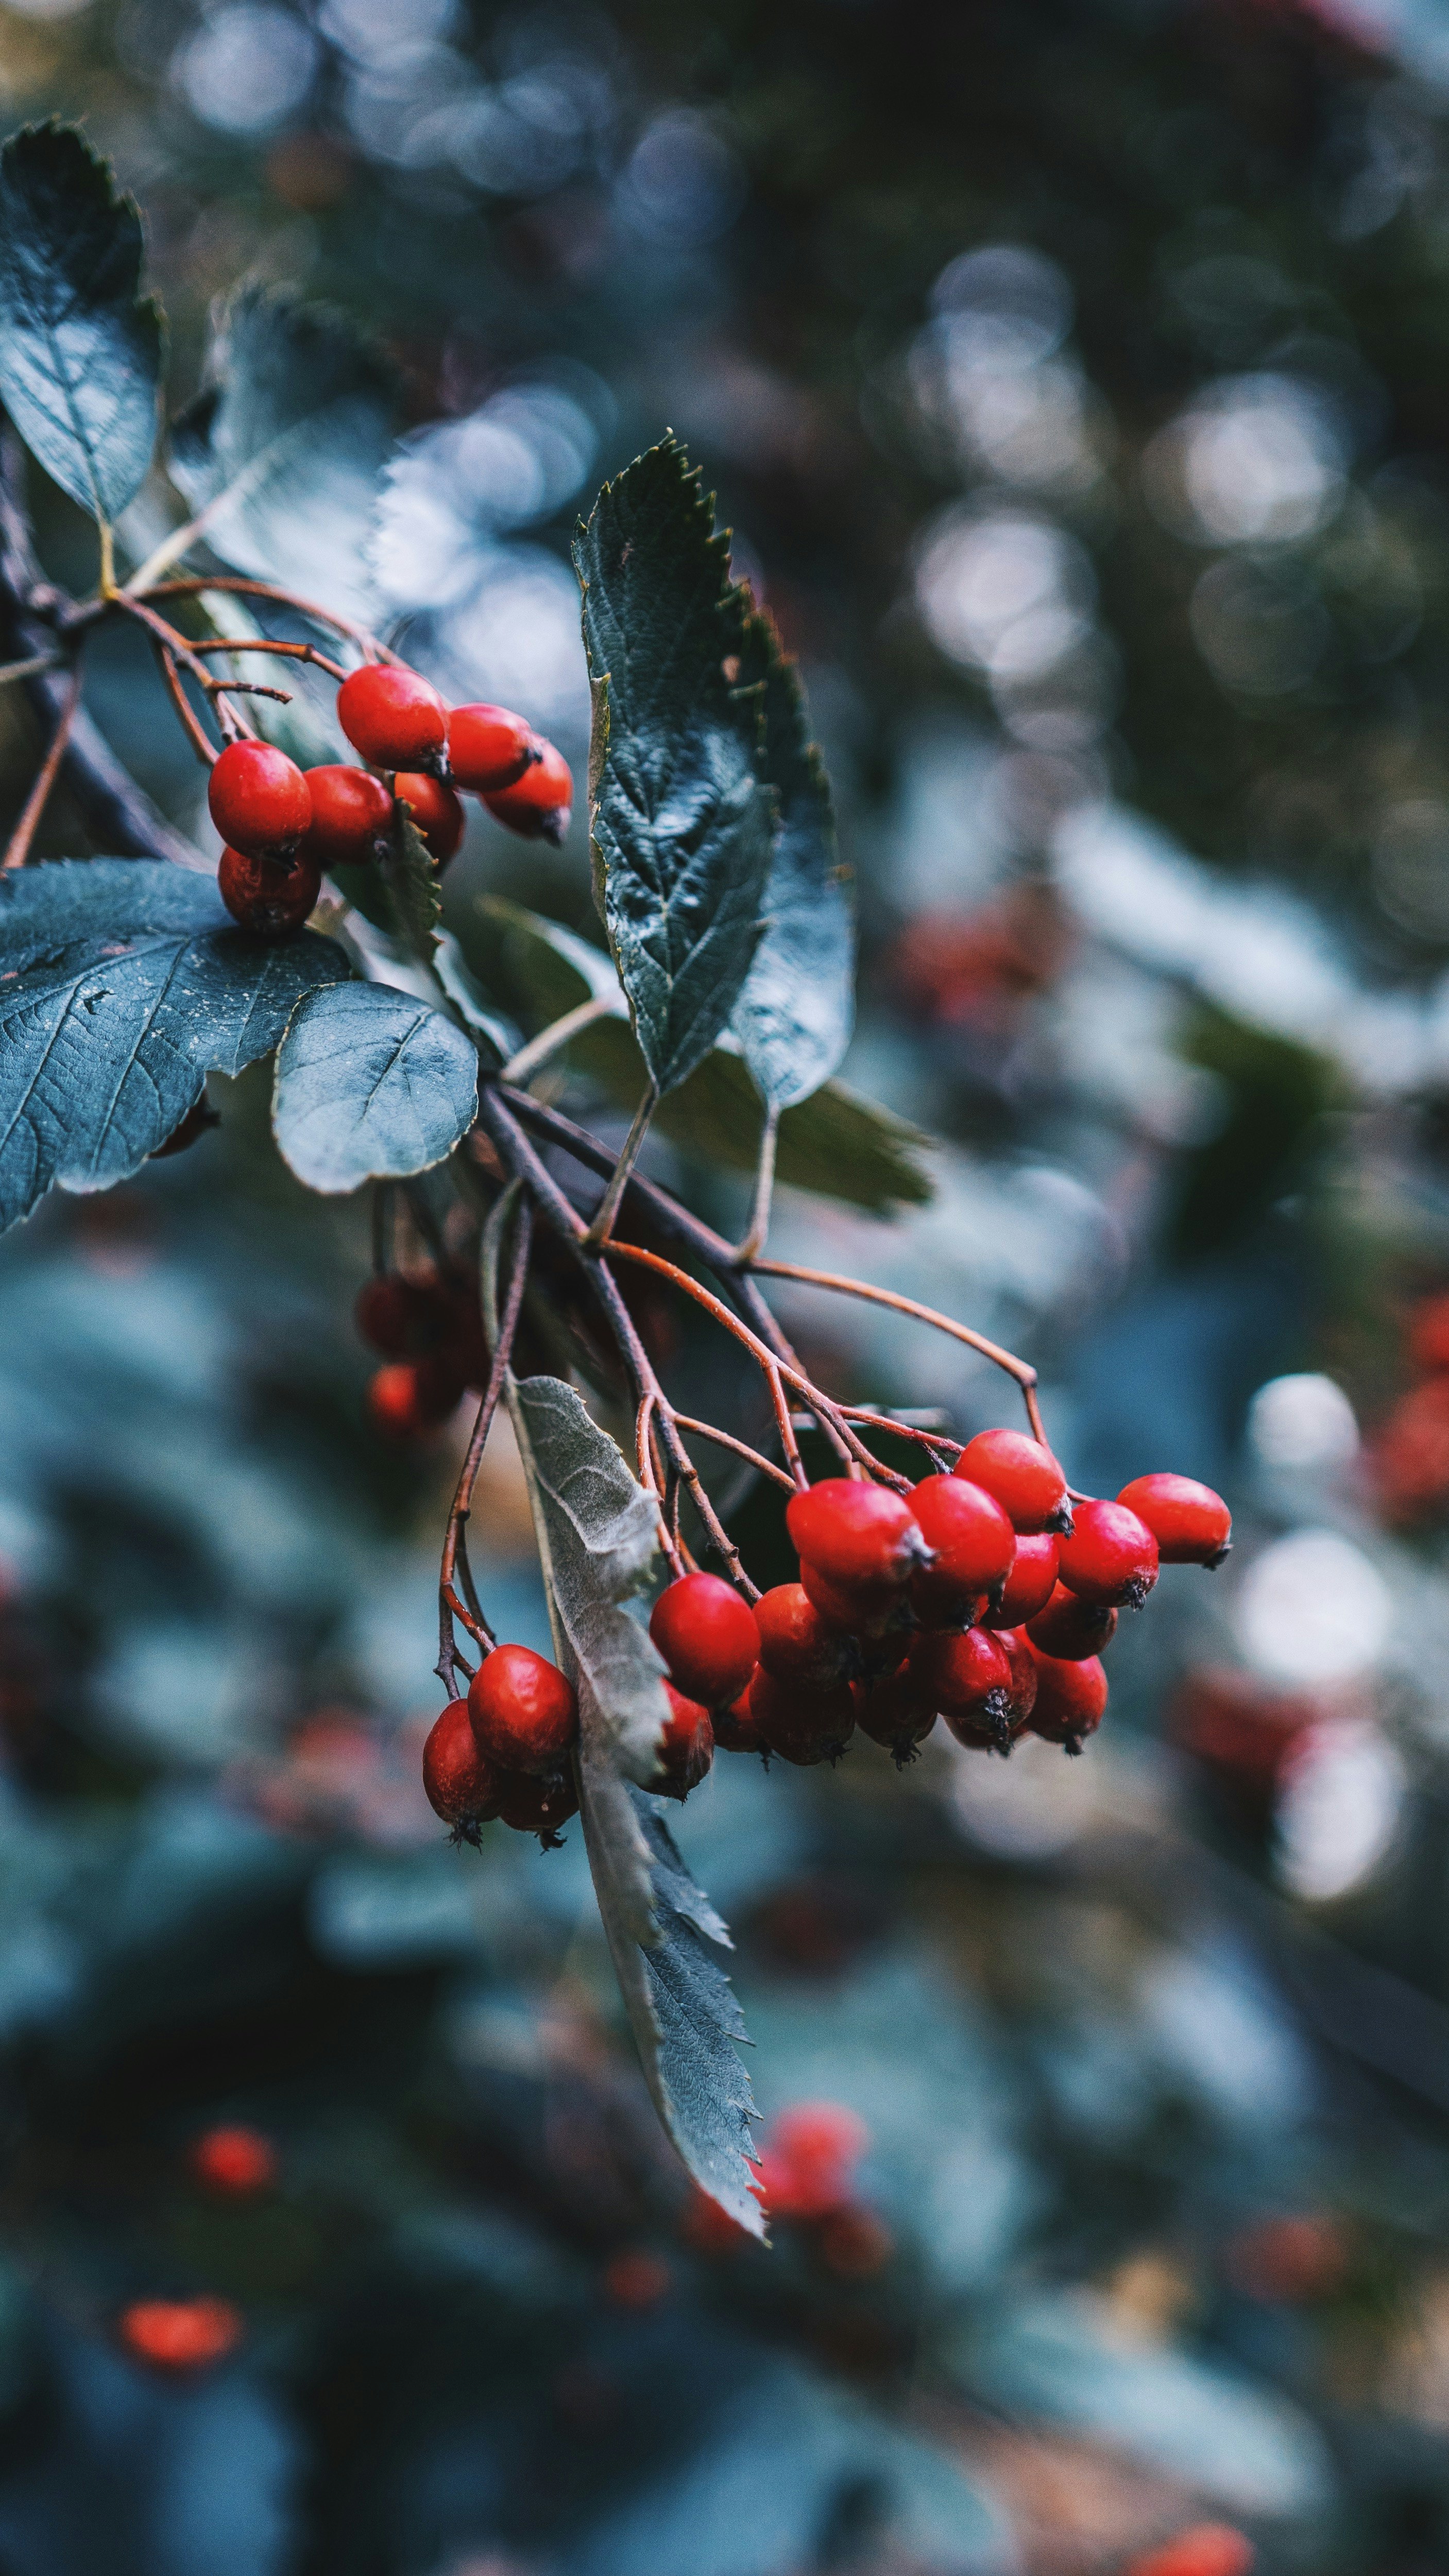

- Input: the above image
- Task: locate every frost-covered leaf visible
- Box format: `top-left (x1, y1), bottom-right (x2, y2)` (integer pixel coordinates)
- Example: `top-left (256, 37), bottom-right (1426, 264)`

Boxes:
top-left (271, 984), bottom-right (478, 1192)
top-left (170, 281), bottom-right (397, 621)
top-left (0, 860), bottom-right (347, 1232)
top-left (574, 438), bottom-right (772, 1095)
top-left (0, 122), bottom-right (162, 522)
top-left (730, 605), bottom-right (854, 1111)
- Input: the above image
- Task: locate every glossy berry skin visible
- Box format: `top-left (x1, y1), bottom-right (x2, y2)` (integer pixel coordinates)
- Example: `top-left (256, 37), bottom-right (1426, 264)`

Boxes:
top-left (1027, 1582), bottom-right (1118, 1661)
top-left (218, 843), bottom-right (320, 938)
top-left (954, 1428), bottom-right (1070, 1535)
top-left (395, 770), bottom-right (466, 865)
top-left (756, 1583), bottom-right (853, 1689)
top-left (209, 739), bottom-right (312, 858)
top-left (337, 662), bottom-right (447, 768)
top-left (484, 737), bottom-right (573, 843)
top-left (1027, 1645), bottom-right (1107, 1749)
top-left (788, 1478), bottom-right (930, 1591)
top-left (909, 1474), bottom-right (1015, 1625)
top-left (855, 1669), bottom-right (936, 1764)
top-left (448, 701), bottom-right (536, 792)
top-left (799, 1560), bottom-right (908, 1640)
top-left (997, 1627), bottom-right (1039, 1734)
top-left (1056, 1498), bottom-right (1158, 1608)
top-left (191, 2125), bottom-right (278, 2196)
top-left (423, 1700), bottom-right (504, 1828)
top-left (654, 1682), bottom-right (715, 1799)
top-left (468, 1642), bottom-right (578, 1776)
top-left (713, 1687), bottom-right (765, 1754)
top-left (747, 1667), bottom-right (855, 1765)
top-left (365, 1357), bottom-right (463, 1437)
top-left (909, 1626), bottom-right (1012, 1748)
top-left (650, 1572), bottom-right (760, 1707)
top-left (303, 762), bottom-right (393, 862)
top-left (1116, 1472), bottom-right (1232, 1568)
top-left (497, 1768), bottom-right (578, 1843)
top-left (120, 2297), bottom-right (242, 2371)
top-left (981, 1532), bottom-right (1060, 1629)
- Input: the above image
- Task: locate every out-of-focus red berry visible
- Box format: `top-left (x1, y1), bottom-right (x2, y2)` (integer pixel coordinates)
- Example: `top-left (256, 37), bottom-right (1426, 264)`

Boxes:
top-left (817, 2207), bottom-right (895, 2277)
top-left (787, 1479), bottom-right (930, 1590)
top-left (1056, 1498), bottom-right (1158, 1608)
top-left (1026, 1582), bottom-right (1118, 1660)
top-left (120, 2297), bottom-right (243, 2371)
top-left (468, 1643), bottom-right (577, 1775)
top-left (1027, 1645), bottom-right (1108, 1749)
top-left (354, 1273), bottom-right (434, 1357)
top-left (650, 1572), bottom-right (760, 1706)
top-left (423, 1701), bottom-right (504, 1828)
top-left (603, 2249), bottom-right (672, 2308)
top-left (1117, 1472), bottom-right (1231, 1567)
top-left (954, 1428), bottom-right (1070, 1534)
top-left (1225, 2212), bottom-right (1348, 2303)
top-left (484, 737), bottom-right (572, 842)
top-left (1408, 1291), bottom-right (1449, 1374)
top-left (191, 2124), bottom-right (278, 2196)
top-left (1123, 2527), bottom-right (1255, 2576)
top-left (337, 662), bottom-right (447, 768)
top-left (981, 1531), bottom-right (1061, 1628)
top-left (713, 1687), bottom-right (766, 1754)
top-left (365, 1357), bottom-right (463, 1437)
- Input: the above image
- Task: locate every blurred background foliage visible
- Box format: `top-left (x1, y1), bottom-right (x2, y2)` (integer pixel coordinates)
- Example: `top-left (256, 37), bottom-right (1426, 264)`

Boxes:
top-left (11, 0), bottom-right (1449, 2569)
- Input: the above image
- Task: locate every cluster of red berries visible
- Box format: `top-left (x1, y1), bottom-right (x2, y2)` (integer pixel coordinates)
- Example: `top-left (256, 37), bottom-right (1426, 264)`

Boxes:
top-left (207, 663), bottom-right (572, 938)
top-left (1372, 1286), bottom-right (1449, 1522)
top-left (355, 1263), bottom-right (489, 1438)
top-left (421, 1433), bottom-right (1231, 1842)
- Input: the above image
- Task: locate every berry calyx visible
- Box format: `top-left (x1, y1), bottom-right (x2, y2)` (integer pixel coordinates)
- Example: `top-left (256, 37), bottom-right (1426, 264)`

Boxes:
top-left (484, 737), bottom-right (573, 843)
top-left (302, 762), bottom-right (393, 863)
top-left (654, 1681), bottom-right (715, 1799)
top-left (909, 1626), bottom-right (1013, 1749)
top-left (1027, 1644), bottom-right (1107, 1751)
top-left (149, 1095), bottom-right (218, 1158)
top-left (191, 2124), bottom-right (278, 2196)
top-left (120, 2297), bottom-right (243, 2371)
top-left (1026, 1582), bottom-right (1118, 1660)
top-left (747, 1667), bottom-right (856, 1765)
top-left (217, 843), bottom-right (320, 939)
top-left (1116, 1472), bottom-right (1232, 1568)
top-left (649, 1572), bottom-right (760, 1707)
top-left (336, 662), bottom-right (447, 769)
top-left (954, 1428), bottom-right (1070, 1534)
top-left (208, 739), bottom-right (312, 858)
top-left (496, 1768), bottom-right (578, 1844)
top-left (395, 770), bottom-right (466, 865)
top-left (447, 701), bottom-right (537, 793)
top-left (908, 1473), bottom-right (1015, 1625)
top-left (981, 1532), bottom-right (1060, 1629)
top-left (855, 1669), bottom-right (936, 1765)
top-left (423, 1700), bottom-right (504, 1830)
top-left (365, 1357), bottom-right (463, 1438)
top-left (468, 1642), bottom-right (578, 1776)
top-left (787, 1478), bottom-right (931, 1590)
top-left (757, 1583), bottom-right (855, 1688)
top-left (1056, 1498), bottom-right (1158, 1608)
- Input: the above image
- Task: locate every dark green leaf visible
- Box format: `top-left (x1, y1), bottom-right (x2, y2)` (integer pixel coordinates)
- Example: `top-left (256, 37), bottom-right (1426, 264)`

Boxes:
top-left (731, 605), bottom-right (854, 1111)
top-left (169, 281), bottom-right (397, 621)
top-left (377, 808), bottom-right (442, 960)
top-left (0, 858), bottom-right (347, 1231)
top-left (0, 122), bottom-right (163, 523)
top-left (271, 984), bottom-right (478, 1192)
top-left (574, 438), bottom-right (773, 1095)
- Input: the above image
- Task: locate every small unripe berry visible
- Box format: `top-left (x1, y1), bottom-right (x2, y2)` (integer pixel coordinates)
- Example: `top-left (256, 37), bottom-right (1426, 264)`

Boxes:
top-left (756, 1583), bottom-right (853, 1689)
top-left (484, 736), bottom-right (572, 842)
top-left (336, 662), bottom-right (447, 768)
top-left (713, 1687), bottom-right (766, 1754)
top-left (468, 1643), bottom-right (578, 1775)
top-left (395, 770), bottom-right (466, 865)
top-left (496, 1768), bottom-right (578, 1843)
top-left (365, 1357), bottom-right (463, 1437)
top-left (447, 701), bottom-right (536, 793)
top-left (654, 1681), bottom-right (715, 1799)
top-left (191, 2124), bottom-right (278, 2196)
top-left (1056, 1498), bottom-right (1158, 1608)
top-left (799, 1560), bottom-right (908, 1639)
top-left (209, 739), bottom-right (312, 858)
top-left (954, 1428), bottom-right (1070, 1534)
top-left (909, 1626), bottom-right (1012, 1749)
top-left (120, 2297), bottom-right (242, 2371)
top-left (908, 1473), bottom-right (1015, 1625)
top-left (650, 1572), bottom-right (760, 1707)
top-left (217, 843), bottom-right (320, 938)
top-left (747, 1667), bottom-right (855, 1765)
top-left (149, 1095), bottom-right (217, 1158)
top-left (1116, 1472), bottom-right (1231, 1568)
top-left (855, 1669), bottom-right (936, 1765)
top-left (423, 1700), bottom-right (504, 1828)
top-left (1027, 1582), bottom-right (1118, 1660)
top-left (787, 1478), bottom-right (930, 1591)
top-left (981, 1531), bottom-right (1060, 1629)
top-left (303, 762), bottom-right (393, 863)
top-left (1027, 1644), bottom-right (1107, 1750)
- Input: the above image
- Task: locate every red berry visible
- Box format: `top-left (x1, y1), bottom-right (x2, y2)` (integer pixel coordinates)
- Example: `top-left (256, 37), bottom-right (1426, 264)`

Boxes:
top-left (909, 1626), bottom-right (1013, 1749)
top-left (747, 1667), bottom-right (855, 1765)
top-left (217, 843), bottom-right (320, 938)
top-left (302, 762), bottom-right (393, 863)
top-left (654, 1681), bottom-right (715, 1799)
top-left (954, 1428), bottom-right (1069, 1534)
top-left (484, 737), bottom-right (573, 843)
top-left (191, 2125), bottom-right (278, 2196)
top-left (772, 2102), bottom-right (868, 2178)
top-left (1027, 1645), bottom-right (1107, 1749)
top-left (855, 1669), bottom-right (936, 1764)
top-left (120, 2297), bottom-right (242, 2372)
top-left (756, 1583), bottom-right (854, 1688)
top-left (209, 739), bottom-right (311, 858)
top-left (981, 1532), bottom-right (1060, 1629)
top-left (649, 1572), bottom-right (760, 1707)
top-left (996, 1626), bottom-right (1039, 1735)
top-left (395, 770), bottom-right (466, 865)
top-left (468, 1643), bottom-right (578, 1776)
top-left (149, 1095), bottom-right (217, 1158)
top-left (336, 662), bottom-right (447, 768)
top-left (496, 1768), bottom-right (578, 1843)
top-left (437, 1276), bottom-right (490, 1389)
top-left (1116, 1472), bottom-right (1232, 1568)
top-left (908, 1473), bottom-right (1015, 1625)
top-left (447, 701), bottom-right (536, 793)
top-left (1026, 1582), bottom-right (1118, 1660)
top-left (713, 1687), bottom-right (766, 1754)
top-left (354, 1273), bottom-right (436, 1357)
top-left (787, 1478), bottom-right (929, 1590)
top-left (423, 1700), bottom-right (504, 1828)
top-left (1056, 1498), bottom-right (1158, 1608)
top-left (798, 1560), bottom-right (908, 1640)
top-left (1123, 2528), bottom-right (1255, 2576)
top-left (365, 1357), bottom-right (463, 1437)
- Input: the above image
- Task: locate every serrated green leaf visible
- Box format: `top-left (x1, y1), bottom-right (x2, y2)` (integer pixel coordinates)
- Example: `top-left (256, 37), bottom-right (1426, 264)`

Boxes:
top-left (169, 280), bottom-right (397, 621)
top-left (0, 859), bottom-right (347, 1231)
top-left (731, 604), bottom-right (854, 1111)
top-left (574, 438), bottom-right (773, 1095)
top-left (378, 808), bottom-right (442, 959)
top-left (271, 984), bottom-right (478, 1192)
top-left (0, 121), bottom-right (163, 524)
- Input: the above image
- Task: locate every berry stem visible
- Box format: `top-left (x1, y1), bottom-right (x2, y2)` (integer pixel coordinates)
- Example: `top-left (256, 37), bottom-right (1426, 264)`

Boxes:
top-left (745, 1257), bottom-right (1049, 1443)
top-left (436, 1196), bottom-right (533, 1697)
top-left (500, 994), bottom-right (618, 1088)
top-left (734, 1101), bottom-right (780, 1262)
top-left (2, 659), bottom-right (81, 871)
top-left (669, 1413), bottom-right (797, 1495)
top-left (583, 1080), bottom-right (658, 1250)
top-left (154, 642), bottom-right (219, 765)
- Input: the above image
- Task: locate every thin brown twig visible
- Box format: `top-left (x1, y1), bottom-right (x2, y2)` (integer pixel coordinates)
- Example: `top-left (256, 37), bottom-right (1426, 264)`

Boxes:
top-left (186, 634), bottom-right (350, 684)
top-left (120, 595), bottom-right (254, 740)
top-left (669, 1413), bottom-right (797, 1495)
top-left (436, 1198), bottom-right (533, 1696)
top-left (126, 573), bottom-right (392, 661)
top-left (745, 1257), bottom-right (1048, 1443)
top-left (156, 644), bottom-right (218, 767)
top-left (765, 1364), bottom-right (809, 1489)
top-left (3, 659), bottom-right (81, 869)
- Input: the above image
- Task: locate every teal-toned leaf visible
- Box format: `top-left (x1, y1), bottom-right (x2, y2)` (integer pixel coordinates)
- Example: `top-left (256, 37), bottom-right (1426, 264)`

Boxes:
top-left (271, 984), bottom-right (478, 1192)
top-left (573, 438), bottom-right (773, 1095)
top-left (377, 807), bottom-right (442, 960)
top-left (0, 122), bottom-right (163, 523)
top-left (731, 604), bottom-right (854, 1111)
top-left (169, 281), bottom-right (397, 621)
top-left (0, 859), bottom-right (347, 1231)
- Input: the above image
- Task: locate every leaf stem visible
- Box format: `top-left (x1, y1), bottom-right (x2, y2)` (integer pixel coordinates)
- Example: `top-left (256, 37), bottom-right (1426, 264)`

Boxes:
top-left (669, 1414), bottom-right (797, 1495)
top-left (735, 1101), bottom-right (779, 1261)
top-left (584, 1080), bottom-right (658, 1250)
top-left (0, 649), bottom-right (62, 688)
top-left (501, 994), bottom-right (617, 1087)
top-left (2, 660), bottom-right (81, 870)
